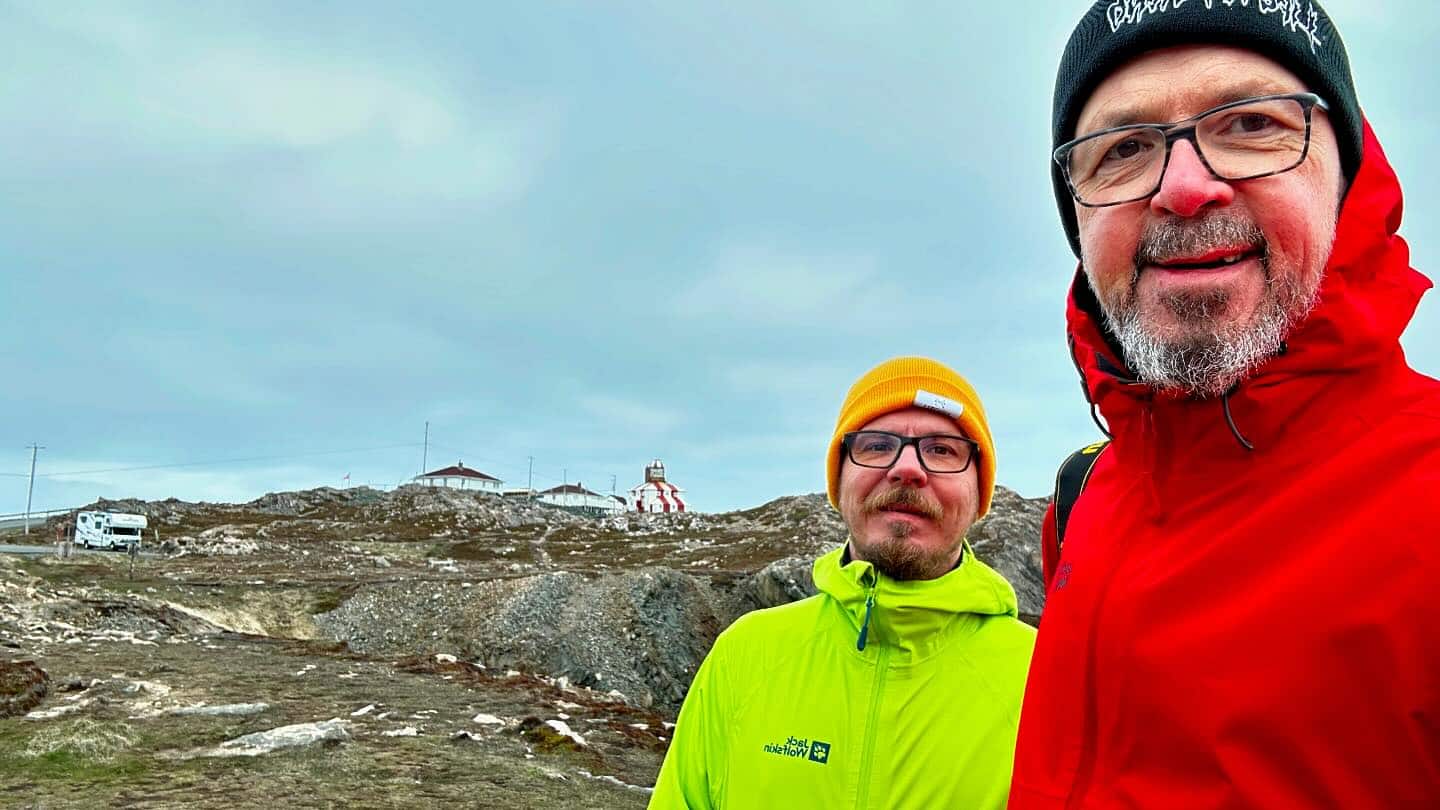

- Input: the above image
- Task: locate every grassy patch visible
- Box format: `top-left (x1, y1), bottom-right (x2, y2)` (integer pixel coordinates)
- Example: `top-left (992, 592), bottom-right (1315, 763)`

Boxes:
top-left (22, 718), bottom-right (137, 760)
top-left (307, 585), bottom-right (356, 615)
top-left (0, 526), bottom-right (51, 543)
top-left (17, 558), bottom-right (114, 587)
top-left (11, 748), bottom-right (150, 782)
top-left (0, 718), bottom-right (149, 785)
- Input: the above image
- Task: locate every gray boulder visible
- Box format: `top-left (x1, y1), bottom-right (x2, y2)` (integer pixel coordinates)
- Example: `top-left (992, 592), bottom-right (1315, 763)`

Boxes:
top-left (729, 555), bottom-right (819, 617)
top-left (968, 487), bottom-right (1048, 621)
top-left (208, 719), bottom-right (350, 757)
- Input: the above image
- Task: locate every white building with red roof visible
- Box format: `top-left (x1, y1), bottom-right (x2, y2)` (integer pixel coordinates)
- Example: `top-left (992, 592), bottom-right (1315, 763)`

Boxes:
top-left (536, 482), bottom-right (625, 515)
top-left (630, 459), bottom-right (686, 513)
top-left (413, 461), bottom-right (502, 493)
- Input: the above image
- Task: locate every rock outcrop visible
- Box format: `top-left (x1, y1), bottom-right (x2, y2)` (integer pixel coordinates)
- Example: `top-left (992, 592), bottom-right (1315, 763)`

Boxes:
top-left (317, 568), bottom-right (725, 712)
top-left (968, 487), bottom-right (1048, 622)
top-left (53, 483), bottom-right (1046, 715)
top-left (0, 660), bottom-right (49, 718)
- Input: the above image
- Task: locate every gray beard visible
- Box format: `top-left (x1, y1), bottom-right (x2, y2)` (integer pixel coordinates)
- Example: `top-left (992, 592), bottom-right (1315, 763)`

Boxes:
top-left (1110, 276), bottom-right (1304, 398)
top-left (1098, 215), bottom-right (1320, 399)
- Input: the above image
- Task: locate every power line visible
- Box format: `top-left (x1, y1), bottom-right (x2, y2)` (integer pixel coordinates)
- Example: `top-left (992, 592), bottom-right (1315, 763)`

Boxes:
top-left (426, 442), bottom-right (546, 483)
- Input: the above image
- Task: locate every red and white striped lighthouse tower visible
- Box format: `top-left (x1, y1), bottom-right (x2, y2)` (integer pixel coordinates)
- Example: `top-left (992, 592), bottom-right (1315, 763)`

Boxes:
top-left (630, 459), bottom-right (687, 513)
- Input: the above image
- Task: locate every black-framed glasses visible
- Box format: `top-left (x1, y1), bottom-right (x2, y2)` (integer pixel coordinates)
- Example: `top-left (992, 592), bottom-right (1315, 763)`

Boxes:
top-left (1054, 92), bottom-right (1330, 207)
top-left (842, 431), bottom-right (978, 474)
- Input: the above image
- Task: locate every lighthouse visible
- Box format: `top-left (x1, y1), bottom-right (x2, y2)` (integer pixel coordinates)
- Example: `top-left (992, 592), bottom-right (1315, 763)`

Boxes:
top-left (630, 459), bottom-right (687, 513)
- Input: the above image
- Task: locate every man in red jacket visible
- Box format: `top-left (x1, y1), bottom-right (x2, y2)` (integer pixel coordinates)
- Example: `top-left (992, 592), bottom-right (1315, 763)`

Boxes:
top-left (1012, 2), bottom-right (1440, 807)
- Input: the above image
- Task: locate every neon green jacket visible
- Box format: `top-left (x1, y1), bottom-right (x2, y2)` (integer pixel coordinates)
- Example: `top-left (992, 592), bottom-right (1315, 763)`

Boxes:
top-left (649, 543), bottom-right (1036, 809)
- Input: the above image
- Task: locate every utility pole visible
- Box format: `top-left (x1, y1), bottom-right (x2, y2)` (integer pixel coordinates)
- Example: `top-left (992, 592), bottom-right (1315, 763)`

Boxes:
top-left (527, 456), bottom-right (534, 494)
top-left (23, 443), bottom-right (44, 536)
top-left (611, 475), bottom-right (617, 495)
top-left (422, 421), bottom-right (429, 474)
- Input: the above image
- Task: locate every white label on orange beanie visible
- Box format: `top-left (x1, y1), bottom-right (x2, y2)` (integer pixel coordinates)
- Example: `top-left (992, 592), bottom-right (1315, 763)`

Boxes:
top-left (913, 389), bottom-right (964, 419)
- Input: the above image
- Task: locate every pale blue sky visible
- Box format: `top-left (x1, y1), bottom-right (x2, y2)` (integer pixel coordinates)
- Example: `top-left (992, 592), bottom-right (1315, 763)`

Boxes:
top-left (5, 1), bottom-right (1438, 513)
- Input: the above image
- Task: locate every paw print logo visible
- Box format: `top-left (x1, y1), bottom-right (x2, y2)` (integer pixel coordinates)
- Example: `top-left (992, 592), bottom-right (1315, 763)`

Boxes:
top-left (1056, 562), bottom-right (1073, 590)
top-left (808, 741), bottom-right (831, 764)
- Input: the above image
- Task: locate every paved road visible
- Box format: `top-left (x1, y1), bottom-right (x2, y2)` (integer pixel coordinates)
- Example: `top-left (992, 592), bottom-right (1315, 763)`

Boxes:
top-left (0, 544), bottom-right (159, 558)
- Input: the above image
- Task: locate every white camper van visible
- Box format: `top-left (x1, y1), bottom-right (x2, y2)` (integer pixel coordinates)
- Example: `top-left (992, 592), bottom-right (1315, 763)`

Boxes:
top-left (75, 511), bottom-right (147, 551)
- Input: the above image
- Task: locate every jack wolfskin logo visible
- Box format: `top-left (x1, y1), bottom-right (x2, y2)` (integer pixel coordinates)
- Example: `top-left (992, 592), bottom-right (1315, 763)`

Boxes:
top-left (1056, 562), bottom-right (1073, 590)
top-left (762, 735), bottom-right (831, 764)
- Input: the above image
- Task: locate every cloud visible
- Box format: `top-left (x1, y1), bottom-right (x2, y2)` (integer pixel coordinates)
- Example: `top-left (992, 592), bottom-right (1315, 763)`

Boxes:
top-left (27, 462), bottom-right (333, 512)
top-left (2, 2), bottom-right (548, 222)
top-left (10, 442), bottom-right (431, 513)
top-left (578, 394), bottom-right (684, 434)
top-left (3, 0), bottom-right (1435, 519)
top-left (670, 431), bottom-right (817, 463)
top-left (166, 55), bottom-right (458, 152)
top-left (674, 244), bottom-right (910, 327)
top-left (721, 360), bottom-right (850, 398)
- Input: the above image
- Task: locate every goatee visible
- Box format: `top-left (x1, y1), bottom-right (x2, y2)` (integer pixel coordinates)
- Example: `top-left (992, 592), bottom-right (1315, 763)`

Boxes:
top-left (851, 487), bottom-right (959, 581)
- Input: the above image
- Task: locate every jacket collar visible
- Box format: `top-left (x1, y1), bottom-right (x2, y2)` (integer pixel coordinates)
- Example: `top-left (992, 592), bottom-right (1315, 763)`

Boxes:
top-left (811, 542), bottom-right (1018, 662)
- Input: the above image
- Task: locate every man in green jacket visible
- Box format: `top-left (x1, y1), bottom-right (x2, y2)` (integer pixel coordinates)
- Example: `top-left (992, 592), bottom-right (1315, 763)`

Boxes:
top-left (650, 356), bottom-right (1036, 809)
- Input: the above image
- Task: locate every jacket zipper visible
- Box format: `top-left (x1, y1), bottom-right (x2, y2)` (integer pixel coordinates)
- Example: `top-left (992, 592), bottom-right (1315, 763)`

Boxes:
top-left (854, 643), bottom-right (889, 810)
top-left (854, 579), bottom-right (886, 810)
top-left (856, 590), bottom-right (876, 651)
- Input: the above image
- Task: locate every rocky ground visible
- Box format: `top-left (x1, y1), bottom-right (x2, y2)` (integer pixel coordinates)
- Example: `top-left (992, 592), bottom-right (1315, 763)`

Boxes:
top-left (0, 484), bottom-right (1045, 807)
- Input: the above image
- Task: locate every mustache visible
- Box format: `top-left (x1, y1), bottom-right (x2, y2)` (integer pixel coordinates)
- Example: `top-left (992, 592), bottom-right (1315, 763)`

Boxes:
top-left (862, 486), bottom-right (943, 522)
top-left (1134, 213), bottom-right (1267, 268)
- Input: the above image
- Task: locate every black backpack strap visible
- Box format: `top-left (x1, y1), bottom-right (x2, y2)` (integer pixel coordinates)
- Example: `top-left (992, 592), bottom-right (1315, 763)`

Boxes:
top-left (1052, 440), bottom-right (1109, 556)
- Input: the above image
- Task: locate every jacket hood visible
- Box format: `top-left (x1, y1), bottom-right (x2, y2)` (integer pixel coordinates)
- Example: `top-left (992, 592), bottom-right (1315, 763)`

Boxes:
top-left (1066, 119), bottom-right (1432, 433)
top-left (812, 542), bottom-right (1019, 661)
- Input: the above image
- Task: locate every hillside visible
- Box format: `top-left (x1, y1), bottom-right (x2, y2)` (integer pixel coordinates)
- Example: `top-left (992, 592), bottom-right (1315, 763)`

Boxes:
top-left (1, 484), bottom-right (1045, 807)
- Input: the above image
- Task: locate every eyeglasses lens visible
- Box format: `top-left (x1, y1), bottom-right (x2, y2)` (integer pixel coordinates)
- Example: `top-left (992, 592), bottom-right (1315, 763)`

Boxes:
top-left (847, 432), bottom-right (972, 472)
top-left (1066, 97), bottom-right (1311, 206)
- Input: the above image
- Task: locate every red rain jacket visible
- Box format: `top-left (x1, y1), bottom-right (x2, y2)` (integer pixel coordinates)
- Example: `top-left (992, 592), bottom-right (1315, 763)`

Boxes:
top-left (1011, 123), bottom-right (1440, 809)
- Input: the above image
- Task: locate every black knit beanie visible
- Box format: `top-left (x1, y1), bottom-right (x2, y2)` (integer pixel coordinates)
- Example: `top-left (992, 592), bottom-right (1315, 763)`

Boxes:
top-left (1052, 0), bottom-right (1363, 257)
